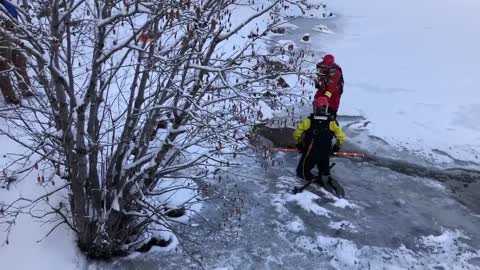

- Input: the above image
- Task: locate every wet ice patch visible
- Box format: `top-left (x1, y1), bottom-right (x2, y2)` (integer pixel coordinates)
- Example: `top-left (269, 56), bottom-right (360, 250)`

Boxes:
top-left (468, 257), bottom-right (480, 267)
top-left (411, 176), bottom-right (446, 191)
top-left (280, 22), bottom-right (299, 29)
top-left (277, 176), bottom-right (296, 184)
top-left (274, 176), bottom-right (297, 190)
top-left (285, 191), bottom-right (332, 217)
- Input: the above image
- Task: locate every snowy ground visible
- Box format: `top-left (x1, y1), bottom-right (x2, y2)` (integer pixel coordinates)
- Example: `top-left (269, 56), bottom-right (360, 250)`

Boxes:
top-left (0, 130), bottom-right (86, 269)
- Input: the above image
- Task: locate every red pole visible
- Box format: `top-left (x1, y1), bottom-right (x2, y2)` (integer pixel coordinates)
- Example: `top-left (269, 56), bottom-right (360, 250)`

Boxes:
top-left (271, 148), bottom-right (366, 157)
top-left (271, 148), bottom-right (299, 152)
top-left (333, 152), bottom-right (366, 157)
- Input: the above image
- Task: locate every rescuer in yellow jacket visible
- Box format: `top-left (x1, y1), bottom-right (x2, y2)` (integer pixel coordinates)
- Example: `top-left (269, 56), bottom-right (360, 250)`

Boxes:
top-left (293, 97), bottom-right (345, 184)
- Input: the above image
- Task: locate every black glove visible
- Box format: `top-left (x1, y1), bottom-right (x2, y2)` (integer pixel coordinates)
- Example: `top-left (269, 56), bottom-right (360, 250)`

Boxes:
top-left (296, 143), bottom-right (304, 153)
top-left (331, 144), bottom-right (340, 155)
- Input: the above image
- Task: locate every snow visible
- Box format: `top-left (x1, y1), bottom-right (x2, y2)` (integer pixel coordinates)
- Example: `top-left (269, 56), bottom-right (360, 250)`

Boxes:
top-left (281, 73), bottom-right (303, 90)
top-left (0, 213), bottom-right (83, 270)
top-left (331, 198), bottom-right (358, 209)
top-left (286, 217), bottom-right (305, 233)
top-left (320, 0), bottom-right (480, 165)
top-left (275, 39), bottom-right (296, 51)
top-left (111, 194), bottom-right (120, 211)
top-left (153, 178), bottom-right (203, 222)
top-left (295, 230), bottom-right (480, 269)
top-left (280, 0), bottom-right (332, 19)
top-left (312, 24), bottom-right (334, 34)
top-left (0, 133), bottom-right (85, 270)
top-left (299, 33), bottom-right (311, 44)
top-left (257, 100), bottom-right (273, 120)
top-left (285, 191), bottom-right (332, 217)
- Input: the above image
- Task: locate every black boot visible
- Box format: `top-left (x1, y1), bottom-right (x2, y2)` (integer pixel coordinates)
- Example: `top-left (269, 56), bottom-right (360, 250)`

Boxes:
top-left (315, 175), bottom-right (335, 195)
top-left (328, 176), bottom-right (345, 198)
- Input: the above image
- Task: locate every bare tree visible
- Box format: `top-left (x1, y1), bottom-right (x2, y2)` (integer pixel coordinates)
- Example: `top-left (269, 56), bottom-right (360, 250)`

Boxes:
top-left (0, 0), bottom-right (311, 258)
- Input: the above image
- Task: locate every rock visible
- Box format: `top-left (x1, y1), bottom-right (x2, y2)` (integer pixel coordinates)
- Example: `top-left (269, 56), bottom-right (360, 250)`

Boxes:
top-left (262, 91), bottom-right (276, 98)
top-left (252, 124), bottom-right (296, 148)
top-left (271, 27), bottom-right (286, 34)
top-left (277, 76), bottom-right (290, 88)
top-left (255, 56), bottom-right (287, 73)
top-left (164, 207), bottom-right (186, 218)
top-left (302, 33), bottom-right (310, 42)
top-left (322, 12), bottom-right (333, 18)
top-left (248, 32), bottom-right (258, 39)
top-left (394, 199), bottom-right (406, 207)
top-left (136, 237), bottom-right (172, 253)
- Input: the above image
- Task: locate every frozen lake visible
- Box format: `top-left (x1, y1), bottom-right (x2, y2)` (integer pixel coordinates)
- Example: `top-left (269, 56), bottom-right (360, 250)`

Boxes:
top-left (90, 16), bottom-right (480, 270)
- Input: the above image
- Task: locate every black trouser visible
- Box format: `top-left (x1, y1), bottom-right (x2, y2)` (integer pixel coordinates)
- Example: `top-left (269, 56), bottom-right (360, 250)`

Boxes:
top-left (296, 153), bottom-right (330, 181)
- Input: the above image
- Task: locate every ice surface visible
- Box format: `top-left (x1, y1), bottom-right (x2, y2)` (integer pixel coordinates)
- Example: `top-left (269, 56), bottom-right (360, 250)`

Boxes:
top-left (88, 0), bottom-right (480, 267)
top-left (324, 0), bottom-right (480, 165)
top-left (93, 153), bottom-right (480, 269)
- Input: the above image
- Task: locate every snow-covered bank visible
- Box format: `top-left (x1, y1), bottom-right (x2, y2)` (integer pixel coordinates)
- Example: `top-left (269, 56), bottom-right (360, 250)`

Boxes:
top-left (322, 0), bottom-right (480, 166)
top-left (0, 133), bottom-right (86, 270)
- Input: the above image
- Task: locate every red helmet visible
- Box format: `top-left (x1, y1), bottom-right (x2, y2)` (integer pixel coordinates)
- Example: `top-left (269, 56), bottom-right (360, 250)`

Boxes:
top-left (321, 54), bottom-right (335, 67)
top-left (314, 96), bottom-right (329, 108)
top-left (313, 97), bottom-right (330, 116)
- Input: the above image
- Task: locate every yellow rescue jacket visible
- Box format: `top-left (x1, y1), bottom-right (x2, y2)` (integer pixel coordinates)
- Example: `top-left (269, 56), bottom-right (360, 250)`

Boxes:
top-left (293, 116), bottom-right (345, 147)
